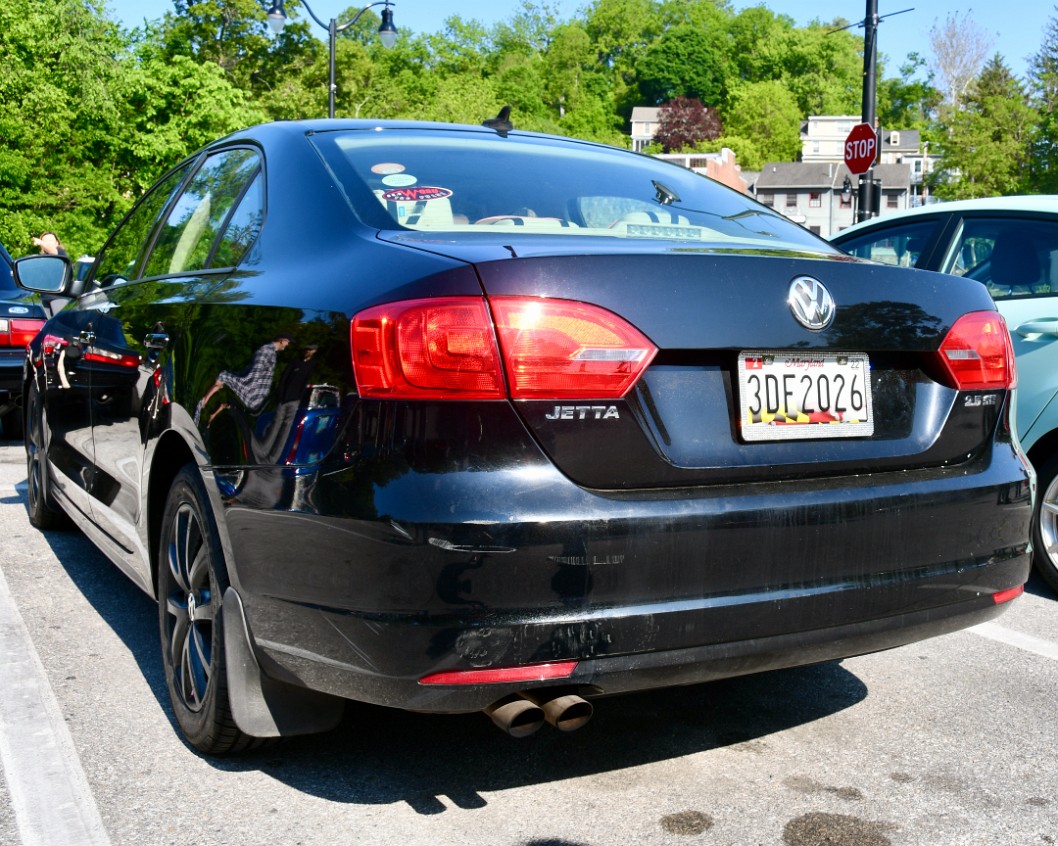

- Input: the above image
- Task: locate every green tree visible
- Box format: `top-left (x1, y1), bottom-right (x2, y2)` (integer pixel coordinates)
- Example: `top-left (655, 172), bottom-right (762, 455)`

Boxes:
top-left (1029, 11), bottom-right (1058, 192)
top-left (159, 0), bottom-right (313, 99)
top-left (117, 29), bottom-right (265, 191)
top-left (544, 23), bottom-right (593, 118)
top-left (582, 0), bottom-right (665, 116)
top-left (935, 55), bottom-right (1039, 198)
top-left (724, 6), bottom-right (794, 83)
top-left (720, 80), bottom-right (802, 168)
top-left (773, 24), bottom-right (862, 116)
top-left (877, 53), bottom-right (942, 130)
top-left (0, 0), bottom-right (130, 256)
top-left (635, 24), bottom-right (734, 106)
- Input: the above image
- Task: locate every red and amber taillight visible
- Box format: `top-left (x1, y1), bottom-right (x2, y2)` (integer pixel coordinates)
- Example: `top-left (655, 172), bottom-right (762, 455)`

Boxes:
top-left (936, 311), bottom-right (1016, 391)
top-left (351, 296), bottom-right (657, 401)
top-left (0, 317), bottom-right (45, 349)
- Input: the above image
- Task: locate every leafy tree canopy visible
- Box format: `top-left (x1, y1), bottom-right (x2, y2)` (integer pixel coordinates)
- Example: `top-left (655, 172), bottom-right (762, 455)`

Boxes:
top-left (4, 0), bottom-right (1051, 255)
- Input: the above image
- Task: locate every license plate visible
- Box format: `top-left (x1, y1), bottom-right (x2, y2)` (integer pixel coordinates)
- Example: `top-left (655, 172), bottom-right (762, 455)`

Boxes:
top-left (737, 351), bottom-right (874, 441)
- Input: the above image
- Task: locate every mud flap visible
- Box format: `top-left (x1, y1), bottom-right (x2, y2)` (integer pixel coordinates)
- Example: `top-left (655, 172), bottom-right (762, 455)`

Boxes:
top-left (223, 587), bottom-right (345, 737)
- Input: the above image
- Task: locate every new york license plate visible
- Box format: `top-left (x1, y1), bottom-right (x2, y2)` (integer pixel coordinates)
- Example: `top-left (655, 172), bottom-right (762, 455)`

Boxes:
top-left (737, 351), bottom-right (874, 441)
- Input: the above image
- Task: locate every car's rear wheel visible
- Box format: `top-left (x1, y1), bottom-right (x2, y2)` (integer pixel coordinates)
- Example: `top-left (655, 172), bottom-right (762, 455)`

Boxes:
top-left (158, 465), bottom-right (258, 754)
top-left (1032, 452), bottom-right (1058, 593)
top-left (24, 381), bottom-right (61, 529)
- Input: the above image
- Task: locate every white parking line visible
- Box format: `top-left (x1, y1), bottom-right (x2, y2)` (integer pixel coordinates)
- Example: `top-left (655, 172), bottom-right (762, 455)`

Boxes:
top-left (0, 564), bottom-right (112, 846)
top-left (970, 621), bottom-right (1058, 661)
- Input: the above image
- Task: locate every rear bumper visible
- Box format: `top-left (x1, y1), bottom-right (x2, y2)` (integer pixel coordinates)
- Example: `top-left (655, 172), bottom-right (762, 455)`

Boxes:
top-left (244, 589), bottom-right (1018, 712)
top-left (219, 440), bottom-right (1032, 713)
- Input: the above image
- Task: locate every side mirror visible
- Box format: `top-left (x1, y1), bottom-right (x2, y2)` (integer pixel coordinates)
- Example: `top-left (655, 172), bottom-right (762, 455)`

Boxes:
top-left (14, 254), bottom-right (72, 294)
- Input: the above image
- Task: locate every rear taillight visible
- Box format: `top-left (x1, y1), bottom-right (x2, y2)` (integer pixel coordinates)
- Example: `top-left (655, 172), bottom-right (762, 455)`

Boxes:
top-left (936, 311), bottom-right (1016, 390)
top-left (490, 297), bottom-right (657, 399)
top-left (351, 296), bottom-right (657, 401)
top-left (351, 298), bottom-right (506, 399)
top-left (0, 318), bottom-right (45, 348)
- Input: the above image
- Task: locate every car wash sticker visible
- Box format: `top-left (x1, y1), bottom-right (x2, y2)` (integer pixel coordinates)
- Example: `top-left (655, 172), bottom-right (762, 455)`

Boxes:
top-left (381, 173), bottom-right (418, 187)
top-left (381, 186), bottom-right (453, 203)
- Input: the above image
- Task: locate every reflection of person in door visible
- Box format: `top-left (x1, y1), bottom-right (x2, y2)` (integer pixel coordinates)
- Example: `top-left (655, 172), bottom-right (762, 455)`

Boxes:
top-left (257, 344), bottom-right (318, 462)
top-left (196, 334), bottom-right (292, 425)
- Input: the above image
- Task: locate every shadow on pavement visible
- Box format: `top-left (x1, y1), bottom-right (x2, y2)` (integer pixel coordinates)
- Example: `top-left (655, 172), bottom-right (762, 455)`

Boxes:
top-left (4, 435), bottom-right (874, 813)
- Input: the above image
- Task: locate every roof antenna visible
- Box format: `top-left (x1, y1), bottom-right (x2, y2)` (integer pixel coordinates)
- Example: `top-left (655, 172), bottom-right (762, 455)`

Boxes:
top-left (483, 106), bottom-right (514, 137)
top-left (653, 180), bottom-right (680, 206)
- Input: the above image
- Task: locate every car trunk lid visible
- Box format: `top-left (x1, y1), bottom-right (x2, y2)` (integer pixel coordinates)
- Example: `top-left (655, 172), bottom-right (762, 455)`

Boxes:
top-left (469, 249), bottom-right (1008, 489)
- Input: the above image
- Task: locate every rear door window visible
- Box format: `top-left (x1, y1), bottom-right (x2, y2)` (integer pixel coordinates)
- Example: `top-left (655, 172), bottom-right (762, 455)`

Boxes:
top-left (940, 217), bottom-right (1058, 300)
top-left (143, 148), bottom-right (261, 278)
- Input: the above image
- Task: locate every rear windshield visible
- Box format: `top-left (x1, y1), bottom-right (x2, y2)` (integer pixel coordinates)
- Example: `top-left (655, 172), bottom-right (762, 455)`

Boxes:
top-left (309, 128), bottom-right (829, 252)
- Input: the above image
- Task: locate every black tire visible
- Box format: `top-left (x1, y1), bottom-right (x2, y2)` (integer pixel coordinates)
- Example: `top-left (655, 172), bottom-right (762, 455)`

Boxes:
top-left (24, 381), bottom-right (62, 530)
top-left (157, 465), bottom-right (258, 754)
top-left (1032, 452), bottom-right (1058, 594)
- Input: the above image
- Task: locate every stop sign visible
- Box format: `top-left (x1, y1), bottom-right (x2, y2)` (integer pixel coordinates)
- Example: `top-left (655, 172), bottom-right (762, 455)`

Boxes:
top-left (844, 123), bottom-right (878, 175)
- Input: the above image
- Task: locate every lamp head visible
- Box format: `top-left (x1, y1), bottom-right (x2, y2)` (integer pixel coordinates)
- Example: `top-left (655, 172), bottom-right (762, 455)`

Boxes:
top-left (266, 0), bottom-right (287, 35)
top-left (378, 4), bottom-right (398, 48)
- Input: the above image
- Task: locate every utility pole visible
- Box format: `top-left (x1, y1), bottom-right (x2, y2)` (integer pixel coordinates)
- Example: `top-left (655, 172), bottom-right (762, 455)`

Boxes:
top-left (857, 0), bottom-right (879, 222)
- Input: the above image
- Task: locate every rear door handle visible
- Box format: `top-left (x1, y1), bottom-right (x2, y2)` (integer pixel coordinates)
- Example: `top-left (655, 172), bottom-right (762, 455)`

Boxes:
top-left (1015, 318), bottom-right (1058, 338)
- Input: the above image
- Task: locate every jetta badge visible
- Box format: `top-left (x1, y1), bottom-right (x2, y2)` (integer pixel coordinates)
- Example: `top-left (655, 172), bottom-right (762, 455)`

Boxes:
top-left (788, 276), bottom-right (836, 331)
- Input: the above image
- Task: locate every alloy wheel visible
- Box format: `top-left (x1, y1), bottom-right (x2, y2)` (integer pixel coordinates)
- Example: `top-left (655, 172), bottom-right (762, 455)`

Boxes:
top-left (162, 502), bottom-right (219, 713)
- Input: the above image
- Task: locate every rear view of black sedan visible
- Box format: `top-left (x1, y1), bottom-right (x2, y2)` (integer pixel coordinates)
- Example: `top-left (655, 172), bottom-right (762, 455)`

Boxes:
top-left (0, 242), bottom-right (47, 438)
top-left (14, 119), bottom-right (1031, 753)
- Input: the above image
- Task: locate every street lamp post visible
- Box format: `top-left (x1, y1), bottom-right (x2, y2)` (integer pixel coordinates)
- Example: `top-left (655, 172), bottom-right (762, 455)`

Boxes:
top-left (266, 1), bottom-right (398, 119)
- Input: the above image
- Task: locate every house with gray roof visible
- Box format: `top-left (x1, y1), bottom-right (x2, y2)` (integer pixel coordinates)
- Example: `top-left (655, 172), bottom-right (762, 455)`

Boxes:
top-left (753, 160), bottom-right (913, 237)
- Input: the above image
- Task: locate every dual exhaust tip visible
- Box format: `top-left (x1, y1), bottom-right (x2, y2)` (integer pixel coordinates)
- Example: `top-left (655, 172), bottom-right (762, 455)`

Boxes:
top-left (484, 691), bottom-right (593, 738)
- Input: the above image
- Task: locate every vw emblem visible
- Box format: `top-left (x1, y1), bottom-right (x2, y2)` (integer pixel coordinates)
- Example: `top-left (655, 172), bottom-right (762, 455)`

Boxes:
top-left (788, 276), bottom-right (836, 331)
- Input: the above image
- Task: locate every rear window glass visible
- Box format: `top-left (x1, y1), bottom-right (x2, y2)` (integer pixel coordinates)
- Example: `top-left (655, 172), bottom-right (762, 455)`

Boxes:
top-left (834, 219), bottom-right (939, 268)
top-left (309, 129), bottom-right (828, 251)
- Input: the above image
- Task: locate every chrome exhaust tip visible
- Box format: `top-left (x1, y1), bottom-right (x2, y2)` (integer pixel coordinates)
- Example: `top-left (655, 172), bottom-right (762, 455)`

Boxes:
top-left (484, 695), bottom-right (546, 738)
top-left (521, 691), bottom-right (593, 732)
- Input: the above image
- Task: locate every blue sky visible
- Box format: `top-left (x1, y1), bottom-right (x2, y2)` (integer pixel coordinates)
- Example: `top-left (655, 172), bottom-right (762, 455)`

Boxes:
top-left (106, 0), bottom-right (1053, 81)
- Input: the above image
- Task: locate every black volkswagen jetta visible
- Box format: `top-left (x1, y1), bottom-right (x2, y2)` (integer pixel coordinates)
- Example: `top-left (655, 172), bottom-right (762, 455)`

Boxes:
top-left (14, 119), bottom-right (1032, 753)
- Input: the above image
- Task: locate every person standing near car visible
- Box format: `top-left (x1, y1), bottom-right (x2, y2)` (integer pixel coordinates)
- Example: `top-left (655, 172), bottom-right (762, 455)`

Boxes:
top-left (32, 232), bottom-right (67, 257)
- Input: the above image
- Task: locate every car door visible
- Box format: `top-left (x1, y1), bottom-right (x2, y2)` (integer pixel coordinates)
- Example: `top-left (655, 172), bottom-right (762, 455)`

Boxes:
top-left (935, 214), bottom-right (1058, 451)
top-left (62, 164), bottom-right (192, 581)
top-left (85, 148), bottom-right (264, 582)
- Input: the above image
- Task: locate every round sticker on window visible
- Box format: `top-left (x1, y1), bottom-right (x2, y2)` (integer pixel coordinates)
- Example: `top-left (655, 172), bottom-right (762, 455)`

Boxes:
top-left (381, 173), bottom-right (418, 187)
top-left (371, 162), bottom-right (406, 175)
top-left (381, 186), bottom-right (453, 203)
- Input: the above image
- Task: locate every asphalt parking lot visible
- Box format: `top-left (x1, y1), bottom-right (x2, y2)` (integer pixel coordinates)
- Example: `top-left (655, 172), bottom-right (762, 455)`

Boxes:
top-left (0, 435), bottom-right (1055, 846)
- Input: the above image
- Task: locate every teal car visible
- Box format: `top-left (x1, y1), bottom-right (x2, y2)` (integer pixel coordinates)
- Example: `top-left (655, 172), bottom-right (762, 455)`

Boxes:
top-left (832, 196), bottom-right (1058, 592)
